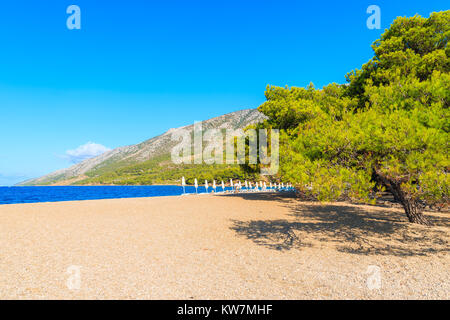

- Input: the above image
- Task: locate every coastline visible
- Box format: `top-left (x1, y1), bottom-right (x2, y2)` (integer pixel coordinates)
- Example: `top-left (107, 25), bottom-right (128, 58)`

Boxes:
top-left (0, 185), bottom-right (242, 206)
top-left (0, 193), bottom-right (448, 299)
top-left (2, 185), bottom-right (278, 206)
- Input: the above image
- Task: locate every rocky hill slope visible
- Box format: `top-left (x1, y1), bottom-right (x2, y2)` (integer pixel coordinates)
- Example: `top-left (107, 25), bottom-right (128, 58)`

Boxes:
top-left (19, 109), bottom-right (266, 186)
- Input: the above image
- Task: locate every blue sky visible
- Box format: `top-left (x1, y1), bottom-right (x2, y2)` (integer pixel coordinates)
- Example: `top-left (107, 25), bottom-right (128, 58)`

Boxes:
top-left (0, 0), bottom-right (448, 185)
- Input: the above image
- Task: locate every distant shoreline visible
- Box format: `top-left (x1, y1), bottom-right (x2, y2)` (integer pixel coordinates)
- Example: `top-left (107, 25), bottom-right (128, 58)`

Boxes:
top-left (0, 184), bottom-right (258, 206)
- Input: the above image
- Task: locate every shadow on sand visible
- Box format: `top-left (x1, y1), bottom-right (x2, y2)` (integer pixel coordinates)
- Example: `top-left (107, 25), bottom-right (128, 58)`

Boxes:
top-left (222, 193), bottom-right (449, 257)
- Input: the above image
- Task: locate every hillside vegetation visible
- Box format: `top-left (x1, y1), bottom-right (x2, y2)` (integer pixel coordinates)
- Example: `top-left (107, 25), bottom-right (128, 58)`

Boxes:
top-left (75, 154), bottom-right (258, 185)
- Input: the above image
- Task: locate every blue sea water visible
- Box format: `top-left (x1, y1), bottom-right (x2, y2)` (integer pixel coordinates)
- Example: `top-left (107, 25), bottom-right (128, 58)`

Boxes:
top-left (0, 185), bottom-right (233, 205)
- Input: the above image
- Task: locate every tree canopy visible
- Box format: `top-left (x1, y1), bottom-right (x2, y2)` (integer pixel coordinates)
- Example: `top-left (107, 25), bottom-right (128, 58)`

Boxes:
top-left (256, 11), bottom-right (449, 225)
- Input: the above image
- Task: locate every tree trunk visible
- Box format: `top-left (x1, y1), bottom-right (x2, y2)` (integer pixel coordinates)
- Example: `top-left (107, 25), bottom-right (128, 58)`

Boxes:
top-left (402, 198), bottom-right (431, 226)
top-left (373, 169), bottom-right (431, 226)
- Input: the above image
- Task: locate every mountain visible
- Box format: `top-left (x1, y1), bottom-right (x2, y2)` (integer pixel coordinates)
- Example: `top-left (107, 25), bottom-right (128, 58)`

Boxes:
top-left (19, 109), bottom-right (266, 186)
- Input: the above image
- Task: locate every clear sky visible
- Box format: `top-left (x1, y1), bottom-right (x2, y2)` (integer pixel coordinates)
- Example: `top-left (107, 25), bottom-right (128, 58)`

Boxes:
top-left (0, 0), bottom-right (448, 185)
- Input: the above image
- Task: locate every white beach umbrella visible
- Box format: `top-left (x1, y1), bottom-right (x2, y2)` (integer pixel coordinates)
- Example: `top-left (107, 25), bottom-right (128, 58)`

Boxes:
top-left (213, 180), bottom-right (216, 192)
top-left (194, 178), bottom-right (198, 193)
top-left (270, 182), bottom-right (273, 189)
top-left (221, 180), bottom-right (225, 191)
top-left (181, 176), bottom-right (186, 194)
top-left (255, 182), bottom-right (259, 189)
top-left (282, 182), bottom-right (284, 188)
top-left (205, 180), bottom-right (209, 193)
top-left (230, 179), bottom-right (233, 187)
top-left (245, 181), bottom-right (248, 188)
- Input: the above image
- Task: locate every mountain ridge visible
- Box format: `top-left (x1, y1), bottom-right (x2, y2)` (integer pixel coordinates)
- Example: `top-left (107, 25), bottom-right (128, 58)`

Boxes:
top-left (18, 108), bottom-right (266, 186)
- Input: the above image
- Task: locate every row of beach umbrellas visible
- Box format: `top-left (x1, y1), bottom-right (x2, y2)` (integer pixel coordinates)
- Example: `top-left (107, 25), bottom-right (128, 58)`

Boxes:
top-left (181, 177), bottom-right (294, 194)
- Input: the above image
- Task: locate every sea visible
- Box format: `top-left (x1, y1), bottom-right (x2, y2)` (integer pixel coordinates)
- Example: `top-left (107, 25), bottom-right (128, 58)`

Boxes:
top-left (0, 185), bottom-right (233, 205)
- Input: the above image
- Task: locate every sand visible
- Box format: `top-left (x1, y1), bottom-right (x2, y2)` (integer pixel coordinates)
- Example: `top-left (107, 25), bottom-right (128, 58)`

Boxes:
top-left (0, 192), bottom-right (448, 300)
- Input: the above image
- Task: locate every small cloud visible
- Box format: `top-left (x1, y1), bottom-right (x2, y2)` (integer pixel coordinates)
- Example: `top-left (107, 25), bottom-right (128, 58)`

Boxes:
top-left (64, 142), bottom-right (111, 164)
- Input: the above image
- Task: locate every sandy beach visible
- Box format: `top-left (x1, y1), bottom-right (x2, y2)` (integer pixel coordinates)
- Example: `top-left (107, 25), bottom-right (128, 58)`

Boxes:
top-left (0, 193), bottom-right (448, 300)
